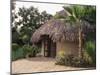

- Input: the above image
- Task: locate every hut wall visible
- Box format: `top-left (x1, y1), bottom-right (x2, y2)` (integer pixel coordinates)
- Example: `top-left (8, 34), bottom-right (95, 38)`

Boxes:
top-left (56, 41), bottom-right (79, 57)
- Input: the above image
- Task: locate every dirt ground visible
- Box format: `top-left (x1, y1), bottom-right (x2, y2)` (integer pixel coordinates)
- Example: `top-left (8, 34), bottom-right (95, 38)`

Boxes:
top-left (12, 57), bottom-right (92, 74)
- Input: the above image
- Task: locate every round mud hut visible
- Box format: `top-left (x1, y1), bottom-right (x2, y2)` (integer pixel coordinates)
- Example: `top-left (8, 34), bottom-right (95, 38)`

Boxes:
top-left (31, 19), bottom-right (93, 58)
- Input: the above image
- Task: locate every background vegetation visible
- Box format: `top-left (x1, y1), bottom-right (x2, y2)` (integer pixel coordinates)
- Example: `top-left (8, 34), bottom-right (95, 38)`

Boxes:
top-left (12, 3), bottom-right (52, 60)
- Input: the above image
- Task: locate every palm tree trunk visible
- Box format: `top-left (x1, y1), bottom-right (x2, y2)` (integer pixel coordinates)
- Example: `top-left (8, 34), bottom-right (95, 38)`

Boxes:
top-left (78, 22), bottom-right (83, 59)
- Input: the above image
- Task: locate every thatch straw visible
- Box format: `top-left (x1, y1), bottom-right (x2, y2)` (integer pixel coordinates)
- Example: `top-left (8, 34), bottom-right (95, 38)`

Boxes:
top-left (31, 19), bottom-right (94, 44)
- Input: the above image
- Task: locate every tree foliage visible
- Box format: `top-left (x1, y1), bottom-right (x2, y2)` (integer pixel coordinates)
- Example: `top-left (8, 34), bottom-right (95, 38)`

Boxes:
top-left (12, 2), bottom-right (20, 43)
top-left (55, 5), bottom-right (96, 25)
top-left (12, 6), bottom-right (52, 45)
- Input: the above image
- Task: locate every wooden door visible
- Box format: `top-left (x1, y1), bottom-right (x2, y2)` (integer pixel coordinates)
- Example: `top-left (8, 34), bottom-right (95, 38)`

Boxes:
top-left (43, 35), bottom-right (56, 57)
top-left (50, 41), bottom-right (56, 57)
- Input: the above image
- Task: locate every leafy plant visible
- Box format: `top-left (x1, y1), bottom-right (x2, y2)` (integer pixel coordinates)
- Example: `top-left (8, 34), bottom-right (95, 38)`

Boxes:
top-left (12, 46), bottom-right (24, 61)
top-left (32, 46), bottom-right (40, 57)
top-left (12, 43), bottom-right (19, 50)
top-left (84, 41), bottom-right (96, 65)
top-left (55, 51), bottom-right (66, 65)
top-left (22, 45), bottom-right (32, 57)
top-left (22, 45), bottom-right (40, 57)
top-left (55, 50), bottom-right (95, 67)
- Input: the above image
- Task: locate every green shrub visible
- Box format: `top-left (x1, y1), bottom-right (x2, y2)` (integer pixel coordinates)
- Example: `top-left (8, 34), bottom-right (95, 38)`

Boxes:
top-left (12, 44), bottom-right (40, 60)
top-left (22, 35), bottom-right (29, 44)
top-left (12, 43), bottom-right (23, 61)
top-left (55, 51), bottom-right (77, 66)
top-left (55, 50), bottom-right (95, 67)
top-left (12, 47), bottom-right (24, 61)
top-left (55, 51), bottom-right (66, 65)
top-left (32, 46), bottom-right (40, 57)
top-left (22, 45), bottom-right (40, 57)
top-left (22, 45), bottom-right (32, 57)
top-left (12, 43), bottom-right (19, 50)
top-left (64, 54), bottom-right (75, 66)
top-left (85, 41), bottom-right (96, 65)
top-left (82, 51), bottom-right (93, 66)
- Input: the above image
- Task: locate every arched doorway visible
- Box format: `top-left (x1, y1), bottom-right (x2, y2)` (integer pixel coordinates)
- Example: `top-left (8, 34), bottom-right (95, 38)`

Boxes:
top-left (41, 35), bottom-right (56, 57)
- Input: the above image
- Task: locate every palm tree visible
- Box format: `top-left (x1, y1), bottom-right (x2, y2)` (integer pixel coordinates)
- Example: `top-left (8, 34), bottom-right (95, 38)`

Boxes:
top-left (63, 5), bottom-right (96, 59)
top-left (64, 5), bottom-right (85, 59)
top-left (55, 5), bottom-right (88, 59)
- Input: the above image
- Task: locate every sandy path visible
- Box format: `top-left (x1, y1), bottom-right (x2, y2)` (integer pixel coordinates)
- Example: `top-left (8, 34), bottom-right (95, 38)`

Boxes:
top-left (12, 57), bottom-right (89, 74)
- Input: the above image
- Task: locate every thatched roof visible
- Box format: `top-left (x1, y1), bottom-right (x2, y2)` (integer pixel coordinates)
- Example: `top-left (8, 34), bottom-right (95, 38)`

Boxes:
top-left (31, 19), bottom-right (94, 43)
